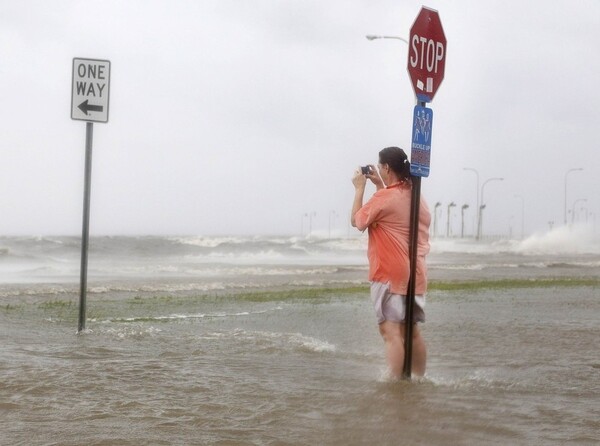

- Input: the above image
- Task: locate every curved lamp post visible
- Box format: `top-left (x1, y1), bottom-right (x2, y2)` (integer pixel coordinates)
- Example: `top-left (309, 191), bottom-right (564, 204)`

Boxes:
top-left (446, 202), bottom-right (456, 238)
top-left (433, 202), bottom-right (442, 238)
top-left (463, 168), bottom-right (479, 238)
top-left (366, 35), bottom-right (409, 44)
top-left (477, 177), bottom-right (504, 240)
top-left (461, 204), bottom-right (469, 238)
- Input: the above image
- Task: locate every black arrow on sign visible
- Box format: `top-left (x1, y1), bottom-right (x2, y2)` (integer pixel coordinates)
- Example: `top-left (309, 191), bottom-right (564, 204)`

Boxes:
top-left (78, 100), bottom-right (104, 116)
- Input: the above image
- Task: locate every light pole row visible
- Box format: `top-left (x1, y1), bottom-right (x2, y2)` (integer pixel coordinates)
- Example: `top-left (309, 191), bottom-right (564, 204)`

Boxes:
top-left (365, 34), bottom-right (587, 238)
top-left (459, 166), bottom-right (585, 239)
top-left (300, 210), bottom-right (341, 238)
top-left (431, 201), bottom-right (470, 239)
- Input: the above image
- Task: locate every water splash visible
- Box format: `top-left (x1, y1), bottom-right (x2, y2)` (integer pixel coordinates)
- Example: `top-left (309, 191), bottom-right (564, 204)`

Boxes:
top-left (516, 224), bottom-right (600, 255)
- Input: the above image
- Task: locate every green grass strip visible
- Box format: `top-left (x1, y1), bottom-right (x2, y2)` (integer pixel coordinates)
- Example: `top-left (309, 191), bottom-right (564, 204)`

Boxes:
top-left (2, 279), bottom-right (598, 316)
top-left (215, 286), bottom-right (368, 302)
top-left (428, 277), bottom-right (600, 291)
top-left (196, 278), bottom-right (600, 302)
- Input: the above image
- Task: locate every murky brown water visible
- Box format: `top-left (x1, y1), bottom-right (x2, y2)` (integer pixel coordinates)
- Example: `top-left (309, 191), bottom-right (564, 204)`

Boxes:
top-left (1, 283), bottom-right (599, 445)
top-left (1, 236), bottom-right (599, 444)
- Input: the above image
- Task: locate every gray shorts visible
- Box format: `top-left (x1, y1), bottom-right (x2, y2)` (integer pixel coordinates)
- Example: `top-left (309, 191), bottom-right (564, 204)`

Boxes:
top-left (370, 281), bottom-right (425, 324)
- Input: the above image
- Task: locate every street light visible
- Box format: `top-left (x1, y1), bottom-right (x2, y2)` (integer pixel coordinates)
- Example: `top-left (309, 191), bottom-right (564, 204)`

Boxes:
top-left (477, 177), bottom-right (504, 240)
top-left (461, 204), bottom-right (469, 238)
top-left (564, 168), bottom-right (583, 225)
top-left (463, 168), bottom-right (479, 237)
top-left (433, 202), bottom-right (441, 238)
top-left (446, 202), bottom-right (456, 238)
top-left (365, 35), bottom-right (409, 44)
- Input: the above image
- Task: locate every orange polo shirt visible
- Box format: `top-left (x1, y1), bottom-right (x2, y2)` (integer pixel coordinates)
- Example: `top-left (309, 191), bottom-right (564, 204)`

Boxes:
top-left (354, 182), bottom-right (431, 295)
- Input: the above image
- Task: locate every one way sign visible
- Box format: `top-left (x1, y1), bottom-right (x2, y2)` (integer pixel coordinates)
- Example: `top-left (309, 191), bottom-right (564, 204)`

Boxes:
top-left (71, 58), bottom-right (110, 123)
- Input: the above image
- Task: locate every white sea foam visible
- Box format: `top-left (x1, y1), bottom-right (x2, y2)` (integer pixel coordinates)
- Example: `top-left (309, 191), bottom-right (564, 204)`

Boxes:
top-left (99, 326), bottom-right (163, 339)
top-left (431, 224), bottom-right (600, 255)
top-left (220, 329), bottom-right (337, 354)
top-left (103, 307), bottom-right (281, 324)
top-left (515, 224), bottom-right (600, 255)
top-left (169, 236), bottom-right (247, 248)
top-left (191, 329), bottom-right (337, 353)
top-left (1, 231), bottom-right (599, 288)
top-left (88, 282), bottom-right (228, 294)
top-left (424, 369), bottom-right (523, 391)
top-left (295, 334), bottom-right (337, 353)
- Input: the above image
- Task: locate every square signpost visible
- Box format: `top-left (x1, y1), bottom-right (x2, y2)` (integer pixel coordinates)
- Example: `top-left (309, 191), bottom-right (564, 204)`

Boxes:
top-left (403, 7), bottom-right (446, 379)
top-left (71, 58), bottom-right (111, 332)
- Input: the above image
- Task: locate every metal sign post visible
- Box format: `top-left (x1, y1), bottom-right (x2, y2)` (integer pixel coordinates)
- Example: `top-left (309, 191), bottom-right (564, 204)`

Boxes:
top-left (78, 122), bottom-right (93, 332)
top-left (403, 174), bottom-right (421, 378)
top-left (71, 57), bottom-right (111, 332)
top-left (403, 7), bottom-right (446, 379)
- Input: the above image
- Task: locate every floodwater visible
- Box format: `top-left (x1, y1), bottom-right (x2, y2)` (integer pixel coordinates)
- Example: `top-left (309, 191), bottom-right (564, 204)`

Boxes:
top-left (1, 235), bottom-right (599, 445)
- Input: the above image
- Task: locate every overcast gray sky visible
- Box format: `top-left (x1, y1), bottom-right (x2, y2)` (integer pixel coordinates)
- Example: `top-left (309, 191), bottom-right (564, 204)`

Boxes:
top-left (1, 0), bottom-right (599, 237)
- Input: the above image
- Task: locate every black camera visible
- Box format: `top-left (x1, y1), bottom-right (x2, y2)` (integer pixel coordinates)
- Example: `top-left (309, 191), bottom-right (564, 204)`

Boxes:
top-left (361, 165), bottom-right (371, 175)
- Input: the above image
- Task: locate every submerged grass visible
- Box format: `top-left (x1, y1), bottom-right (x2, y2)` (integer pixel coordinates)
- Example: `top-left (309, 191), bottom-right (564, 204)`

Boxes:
top-left (38, 300), bottom-right (74, 309)
top-left (215, 278), bottom-right (600, 302)
top-left (2, 278), bottom-right (597, 318)
top-left (429, 277), bottom-right (600, 291)
top-left (211, 277), bottom-right (600, 302)
top-left (222, 286), bottom-right (368, 302)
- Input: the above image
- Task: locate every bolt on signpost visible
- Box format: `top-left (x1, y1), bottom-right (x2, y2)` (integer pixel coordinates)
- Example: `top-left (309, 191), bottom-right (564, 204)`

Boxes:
top-left (71, 58), bottom-right (111, 332)
top-left (403, 7), bottom-right (446, 379)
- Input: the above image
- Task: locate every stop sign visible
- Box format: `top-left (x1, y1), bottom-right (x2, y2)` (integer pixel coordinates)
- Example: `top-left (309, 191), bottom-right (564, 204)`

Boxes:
top-left (407, 7), bottom-right (447, 103)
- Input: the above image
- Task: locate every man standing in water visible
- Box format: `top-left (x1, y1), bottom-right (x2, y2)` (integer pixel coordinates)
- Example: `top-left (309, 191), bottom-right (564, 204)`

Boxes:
top-left (351, 147), bottom-right (431, 378)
